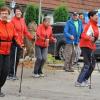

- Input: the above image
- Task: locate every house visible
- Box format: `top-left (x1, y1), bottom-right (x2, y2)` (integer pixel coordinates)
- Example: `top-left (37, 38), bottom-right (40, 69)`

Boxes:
top-left (6, 0), bottom-right (100, 12)
top-left (6, 0), bottom-right (100, 24)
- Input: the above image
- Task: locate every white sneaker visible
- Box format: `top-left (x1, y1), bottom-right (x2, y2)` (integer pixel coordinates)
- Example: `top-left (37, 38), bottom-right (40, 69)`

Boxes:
top-left (84, 80), bottom-right (90, 86)
top-left (81, 82), bottom-right (89, 87)
top-left (32, 74), bottom-right (40, 78)
top-left (75, 81), bottom-right (88, 87)
top-left (75, 82), bottom-right (82, 87)
top-left (40, 74), bottom-right (45, 77)
top-left (12, 76), bottom-right (19, 80)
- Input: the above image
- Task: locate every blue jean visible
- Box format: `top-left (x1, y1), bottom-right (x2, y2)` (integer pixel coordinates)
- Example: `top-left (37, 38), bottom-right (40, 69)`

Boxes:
top-left (34, 45), bottom-right (48, 74)
top-left (77, 47), bottom-right (96, 83)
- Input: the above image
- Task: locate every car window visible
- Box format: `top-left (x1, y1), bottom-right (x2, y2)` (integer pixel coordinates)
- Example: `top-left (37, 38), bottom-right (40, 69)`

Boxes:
top-left (52, 25), bottom-right (64, 34)
top-left (96, 40), bottom-right (100, 43)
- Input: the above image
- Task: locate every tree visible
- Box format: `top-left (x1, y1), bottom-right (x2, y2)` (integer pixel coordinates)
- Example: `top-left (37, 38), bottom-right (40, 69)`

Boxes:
top-left (25, 4), bottom-right (39, 58)
top-left (53, 5), bottom-right (69, 22)
top-left (0, 0), bottom-right (5, 8)
top-left (25, 4), bottom-right (39, 25)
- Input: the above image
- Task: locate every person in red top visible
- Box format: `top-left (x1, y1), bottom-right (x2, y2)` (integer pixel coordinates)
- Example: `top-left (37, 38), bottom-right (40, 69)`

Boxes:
top-left (79, 13), bottom-right (86, 27)
top-left (33, 17), bottom-right (56, 78)
top-left (75, 10), bottom-right (99, 87)
top-left (8, 6), bottom-right (35, 80)
top-left (0, 6), bottom-right (23, 97)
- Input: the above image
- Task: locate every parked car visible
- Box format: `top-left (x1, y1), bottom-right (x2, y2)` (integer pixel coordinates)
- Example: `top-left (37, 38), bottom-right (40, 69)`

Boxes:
top-left (95, 39), bottom-right (100, 59)
top-left (48, 22), bottom-right (66, 60)
top-left (48, 22), bottom-right (100, 60)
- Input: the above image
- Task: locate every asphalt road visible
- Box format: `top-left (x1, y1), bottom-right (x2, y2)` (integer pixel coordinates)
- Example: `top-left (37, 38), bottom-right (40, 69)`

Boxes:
top-left (1, 62), bottom-right (100, 100)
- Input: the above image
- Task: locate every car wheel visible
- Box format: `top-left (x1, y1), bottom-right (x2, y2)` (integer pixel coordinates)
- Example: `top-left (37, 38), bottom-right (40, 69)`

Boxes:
top-left (58, 44), bottom-right (65, 60)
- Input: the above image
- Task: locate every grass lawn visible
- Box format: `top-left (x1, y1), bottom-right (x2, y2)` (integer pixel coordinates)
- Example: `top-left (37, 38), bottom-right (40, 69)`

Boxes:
top-left (47, 54), bottom-right (64, 64)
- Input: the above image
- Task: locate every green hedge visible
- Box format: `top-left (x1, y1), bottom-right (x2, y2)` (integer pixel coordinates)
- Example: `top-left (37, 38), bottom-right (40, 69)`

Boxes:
top-left (25, 4), bottom-right (39, 25)
top-left (0, 0), bottom-right (5, 8)
top-left (53, 5), bottom-right (69, 22)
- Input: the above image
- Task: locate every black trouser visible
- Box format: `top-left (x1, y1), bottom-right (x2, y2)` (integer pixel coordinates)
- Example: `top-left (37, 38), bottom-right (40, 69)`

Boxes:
top-left (34, 45), bottom-right (48, 74)
top-left (77, 47), bottom-right (96, 83)
top-left (0, 54), bottom-right (10, 89)
top-left (9, 44), bottom-right (22, 77)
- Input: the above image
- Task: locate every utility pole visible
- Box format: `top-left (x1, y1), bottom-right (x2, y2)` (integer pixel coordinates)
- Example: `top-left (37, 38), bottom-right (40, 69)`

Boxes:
top-left (38, 0), bottom-right (42, 25)
top-left (10, 0), bottom-right (16, 18)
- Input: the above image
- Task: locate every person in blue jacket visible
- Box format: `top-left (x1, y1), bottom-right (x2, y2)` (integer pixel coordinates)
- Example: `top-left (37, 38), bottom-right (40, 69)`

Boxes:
top-left (63, 12), bottom-right (83, 72)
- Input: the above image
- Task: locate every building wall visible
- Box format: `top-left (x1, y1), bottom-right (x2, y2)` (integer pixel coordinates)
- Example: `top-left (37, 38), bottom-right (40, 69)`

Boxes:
top-left (6, 0), bottom-right (100, 12)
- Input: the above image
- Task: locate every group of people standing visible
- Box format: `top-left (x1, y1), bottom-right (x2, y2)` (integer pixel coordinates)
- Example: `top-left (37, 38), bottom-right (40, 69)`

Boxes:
top-left (64, 11), bottom-right (99, 87)
top-left (0, 5), bottom-right (56, 97)
top-left (0, 4), bottom-right (99, 97)
top-left (0, 5), bottom-right (36, 97)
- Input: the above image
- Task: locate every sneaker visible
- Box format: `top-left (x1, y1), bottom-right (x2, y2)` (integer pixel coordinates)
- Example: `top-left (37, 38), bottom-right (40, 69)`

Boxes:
top-left (6, 76), bottom-right (13, 80)
top-left (32, 74), bottom-right (40, 78)
top-left (0, 89), bottom-right (5, 97)
top-left (12, 76), bottom-right (19, 80)
top-left (65, 69), bottom-right (74, 72)
top-left (69, 69), bottom-right (74, 72)
top-left (73, 61), bottom-right (80, 66)
top-left (75, 81), bottom-right (88, 87)
top-left (75, 82), bottom-right (82, 87)
top-left (0, 92), bottom-right (5, 97)
top-left (81, 82), bottom-right (89, 87)
top-left (83, 80), bottom-right (90, 86)
top-left (39, 73), bottom-right (45, 77)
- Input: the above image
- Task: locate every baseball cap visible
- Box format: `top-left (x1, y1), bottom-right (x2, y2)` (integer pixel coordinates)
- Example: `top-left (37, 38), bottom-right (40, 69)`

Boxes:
top-left (72, 12), bottom-right (79, 16)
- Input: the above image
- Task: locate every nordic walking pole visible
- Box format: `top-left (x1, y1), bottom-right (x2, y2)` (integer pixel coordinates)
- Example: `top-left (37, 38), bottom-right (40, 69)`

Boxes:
top-left (19, 48), bottom-right (26, 93)
top-left (72, 41), bottom-right (75, 51)
top-left (68, 41), bottom-right (75, 71)
top-left (33, 33), bottom-right (36, 59)
top-left (13, 47), bottom-right (17, 77)
top-left (76, 45), bottom-right (81, 72)
top-left (72, 42), bottom-right (80, 72)
top-left (72, 41), bottom-right (78, 71)
top-left (89, 75), bottom-right (92, 89)
top-left (52, 41), bottom-right (57, 74)
top-left (89, 52), bottom-right (93, 89)
top-left (33, 23), bottom-right (37, 59)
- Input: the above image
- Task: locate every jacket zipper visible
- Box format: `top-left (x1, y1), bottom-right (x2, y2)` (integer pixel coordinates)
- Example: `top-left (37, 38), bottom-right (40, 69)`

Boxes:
top-left (5, 24), bottom-right (10, 52)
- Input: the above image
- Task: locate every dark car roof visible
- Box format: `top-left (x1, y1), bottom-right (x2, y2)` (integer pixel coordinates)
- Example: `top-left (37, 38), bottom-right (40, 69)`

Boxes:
top-left (51, 22), bottom-right (66, 34)
top-left (52, 22), bottom-right (66, 26)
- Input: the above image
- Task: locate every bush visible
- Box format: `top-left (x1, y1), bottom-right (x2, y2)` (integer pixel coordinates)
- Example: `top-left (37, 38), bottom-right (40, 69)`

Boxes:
top-left (0, 0), bottom-right (5, 8)
top-left (53, 5), bottom-right (69, 22)
top-left (25, 4), bottom-right (39, 25)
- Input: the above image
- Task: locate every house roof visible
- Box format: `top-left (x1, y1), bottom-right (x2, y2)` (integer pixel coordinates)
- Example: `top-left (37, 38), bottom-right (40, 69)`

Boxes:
top-left (6, 0), bottom-right (100, 12)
